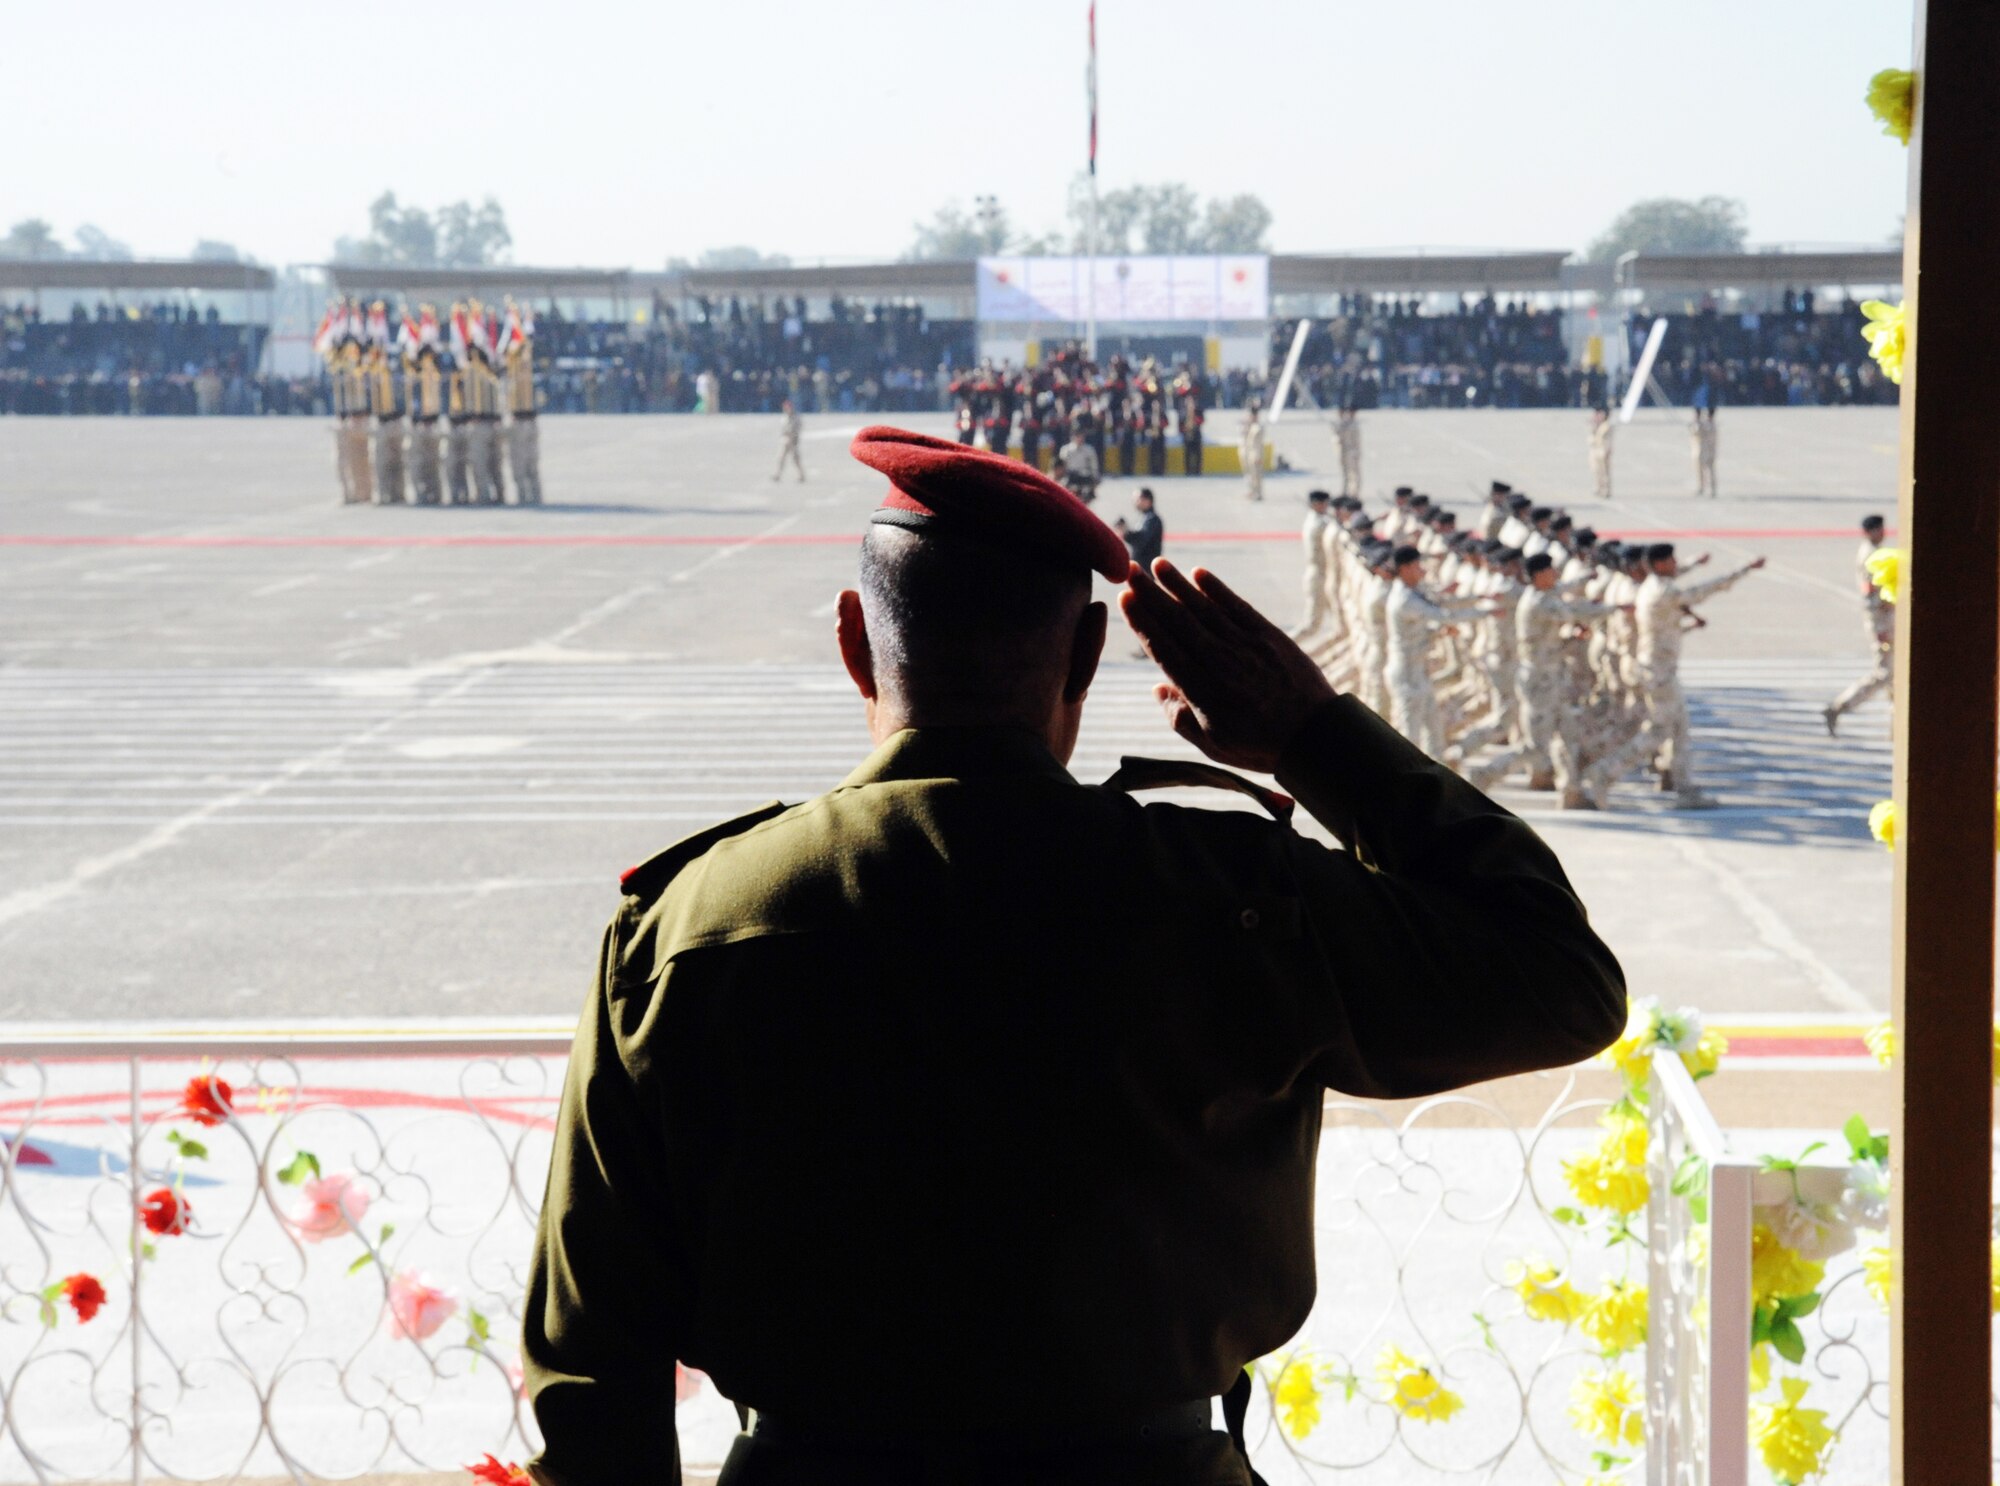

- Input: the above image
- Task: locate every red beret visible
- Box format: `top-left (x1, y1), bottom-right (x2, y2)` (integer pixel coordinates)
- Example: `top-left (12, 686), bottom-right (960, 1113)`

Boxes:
top-left (849, 425), bottom-right (1130, 582)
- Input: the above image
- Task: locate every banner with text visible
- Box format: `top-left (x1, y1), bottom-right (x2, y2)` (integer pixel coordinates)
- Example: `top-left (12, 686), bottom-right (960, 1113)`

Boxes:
top-left (975, 255), bottom-right (1269, 323)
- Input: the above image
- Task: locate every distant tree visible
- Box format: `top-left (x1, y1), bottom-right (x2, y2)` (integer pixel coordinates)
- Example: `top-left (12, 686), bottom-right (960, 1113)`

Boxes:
top-left (0, 219), bottom-right (64, 260)
top-left (700, 246), bottom-right (794, 270)
top-left (1064, 179), bottom-right (1273, 255)
top-left (1588, 196), bottom-right (1748, 261)
top-left (1195, 194), bottom-right (1273, 253)
top-left (905, 196), bottom-right (1014, 260)
top-left (190, 240), bottom-right (242, 263)
top-left (72, 224), bottom-right (132, 261)
top-left (436, 197), bottom-right (512, 268)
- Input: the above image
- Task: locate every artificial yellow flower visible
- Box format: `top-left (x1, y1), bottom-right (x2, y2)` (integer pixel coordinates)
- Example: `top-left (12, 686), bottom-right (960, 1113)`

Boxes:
top-left (1751, 1377), bottom-right (1835, 1484)
top-left (1864, 1020), bottom-right (1896, 1067)
top-left (1509, 1258), bottom-right (1588, 1325)
top-left (1751, 1222), bottom-right (1826, 1307)
top-left (1867, 799), bottom-right (1896, 850)
top-left (1563, 1147), bottom-right (1651, 1216)
top-left (1579, 1280), bottom-right (1648, 1354)
top-left (1567, 1366), bottom-right (1644, 1448)
top-left (1860, 299), bottom-right (1906, 384)
top-left (1374, 1345), bottom-right (1464, 1424)
top-left (1861, 1245), bottom-right (1893, 1311)
top-left (1271, 1357), bottom-right (1323, 1440)
top-left (1685, 1224), bottom-right (1709, 1272)
top-left (1597, 999), bottom-right (1655, 1085)
top-left (1601, 1109), bottom-right (1648, 1168)
top-left (1864, 545), bottom-right (1902, 603)
top-left (1750, 1340), bottom-right (1773, 1393)
top-left (1680, 1026), bottom-right (1728, 1080)
top-left (1865, 67), bottom-right (1915, 145)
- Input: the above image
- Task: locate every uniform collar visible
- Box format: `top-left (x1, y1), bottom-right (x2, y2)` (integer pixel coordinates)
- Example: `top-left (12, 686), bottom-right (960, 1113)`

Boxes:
top-left (840, 725), bottom-right (1075, 790)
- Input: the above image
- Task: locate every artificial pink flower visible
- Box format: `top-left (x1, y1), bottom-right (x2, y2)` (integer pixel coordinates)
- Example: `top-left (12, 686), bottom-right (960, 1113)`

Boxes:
top-left (676, 1362), bottom-right (707, 1403)
top-left (291, 1174), bottom-right (369, 1243)
top-left (387, 1269), bottom-right (458, 1341)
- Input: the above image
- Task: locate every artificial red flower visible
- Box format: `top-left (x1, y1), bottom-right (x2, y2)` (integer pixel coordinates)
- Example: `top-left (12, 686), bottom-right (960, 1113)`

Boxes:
top-left (140, 1186), bottom-right (192, 1236)
top-left (466, 1456), bottom-right (530, 1486)
top-left (177, 1073), bottom-right (234, 1127)
top-left (61, 1273), bottom-right (107, 1323)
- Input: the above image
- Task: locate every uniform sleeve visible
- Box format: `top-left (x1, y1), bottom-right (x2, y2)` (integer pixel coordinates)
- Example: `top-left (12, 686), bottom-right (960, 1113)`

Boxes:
top-left (1273, 696), bottom-right (1627, 1097)
top-left (524, 915), bottom-right (688, 1486)
top-left (1678, 563), bottom-right (1757, 606)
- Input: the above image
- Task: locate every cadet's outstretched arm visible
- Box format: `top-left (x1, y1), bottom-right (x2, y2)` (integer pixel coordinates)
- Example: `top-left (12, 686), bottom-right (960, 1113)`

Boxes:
top-left (524, 917), bottom-right (689, 1486)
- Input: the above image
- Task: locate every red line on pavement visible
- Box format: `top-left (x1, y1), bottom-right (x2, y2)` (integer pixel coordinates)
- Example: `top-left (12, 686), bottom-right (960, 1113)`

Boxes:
top-left (0, 527), bottom-right (1876, 550)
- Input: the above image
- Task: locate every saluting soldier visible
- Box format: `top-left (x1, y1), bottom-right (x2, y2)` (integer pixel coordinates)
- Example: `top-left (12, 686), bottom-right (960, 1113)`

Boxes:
top-left (523, 426), bottom-right (1625, 1486)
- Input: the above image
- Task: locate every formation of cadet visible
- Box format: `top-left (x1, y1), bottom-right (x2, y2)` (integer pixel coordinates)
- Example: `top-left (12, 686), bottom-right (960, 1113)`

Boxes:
top-left (1823, 513), bottom-right (1894, 735)
top-left (1295, 477), bottom-right (1766, 810)
top-left (312, 294), bottom-right (543, 506)
top-left (946, 344), bottom-right (1208, 477)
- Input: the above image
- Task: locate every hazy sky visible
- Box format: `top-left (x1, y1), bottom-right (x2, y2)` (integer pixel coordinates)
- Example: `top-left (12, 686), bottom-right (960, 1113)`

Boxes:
top-left (4, 0), bottom-right (1914, 268)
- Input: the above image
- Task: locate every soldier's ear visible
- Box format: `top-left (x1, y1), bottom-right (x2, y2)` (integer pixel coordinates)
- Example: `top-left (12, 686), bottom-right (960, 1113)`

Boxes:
top-left (1064, 601), bottom-right (1107, 704)
top-left (835, 590), bottom-right (877, 701)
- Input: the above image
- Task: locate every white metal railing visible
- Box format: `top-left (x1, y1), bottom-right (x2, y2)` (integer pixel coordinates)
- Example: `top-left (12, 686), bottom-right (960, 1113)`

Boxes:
top-left (0, 1026), bottom-right (1886, 1485)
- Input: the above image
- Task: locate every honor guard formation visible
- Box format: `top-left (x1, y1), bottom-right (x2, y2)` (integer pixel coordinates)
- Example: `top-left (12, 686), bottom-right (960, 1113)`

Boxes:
top-left (314, 296), bottom-right (544, 507)
top-left (945, 343), bottom-right (1211, 501)
top-left (1287, 478), bottom-right (1767, 811)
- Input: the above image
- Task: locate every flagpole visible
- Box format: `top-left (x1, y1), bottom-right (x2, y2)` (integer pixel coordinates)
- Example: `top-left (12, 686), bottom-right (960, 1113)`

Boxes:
top-left (1085, 1), bottom-right (1097, 363)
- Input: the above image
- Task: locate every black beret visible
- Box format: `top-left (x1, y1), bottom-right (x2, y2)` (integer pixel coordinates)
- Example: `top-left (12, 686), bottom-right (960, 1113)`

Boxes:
top-left (1524, 553), bottom-right (1554, 575)
top-left (1647, 542), bottom-right (1677, 563)
top-left (1392, 544), bottom-right (1424, 566)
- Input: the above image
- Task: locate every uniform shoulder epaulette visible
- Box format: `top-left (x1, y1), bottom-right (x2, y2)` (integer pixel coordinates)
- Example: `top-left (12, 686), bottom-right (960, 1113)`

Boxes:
top-left (1097, 757), bottom-right (1294, 824)
top-left (617, 801), bottom-right (789, 900)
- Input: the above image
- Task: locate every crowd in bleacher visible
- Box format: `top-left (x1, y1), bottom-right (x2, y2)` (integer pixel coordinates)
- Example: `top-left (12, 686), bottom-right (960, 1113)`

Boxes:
top-left (0, 287), bottom-right (1898, 415)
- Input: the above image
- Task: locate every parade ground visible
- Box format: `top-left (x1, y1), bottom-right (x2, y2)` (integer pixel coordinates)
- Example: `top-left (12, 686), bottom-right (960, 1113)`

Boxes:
top-left (0, 408), bottom-right (1896, 1035)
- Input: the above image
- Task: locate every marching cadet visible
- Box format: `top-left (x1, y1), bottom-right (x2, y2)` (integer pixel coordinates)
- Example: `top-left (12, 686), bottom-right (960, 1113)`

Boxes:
top-left (1356, 539), bottom-right (1398, 719)
top-left (1477, 481), bottom-right (1513, 541)
top-left (1588, 406), bottom-right (1614, 500)
top-left (1497, 493), bottom-right (1535, 548)
top-left (1239, 397), bottom-right (1266, 502)
top-left (1823, 514), bottom-right (1894, 735)
top-left (1448, 546), bottom-right (1527, 767)
top-left (503, 299), bottom-right (544, 504)
top-left (1474, 553), bottom-right (1624, 808)
top-left (523, 426), bottom-right (1623, 1486)
top-left (1334, 405), bottom-right (1362, 498)
top-left (772, 398), bottom-right (806, 483)
top-left (1520, 506), bottom-right (1554, 559)
top-left (1691, 407), bottom-right (1719, 498)
top-left (1288, 490), bottom-right (1336, 642)
top-left (1381, 487), bottom-right (1417, 540)
top-left (1386, 543), bottom-right (1487, 758)
top-left (1586, 543), bottom-right (1765, 809)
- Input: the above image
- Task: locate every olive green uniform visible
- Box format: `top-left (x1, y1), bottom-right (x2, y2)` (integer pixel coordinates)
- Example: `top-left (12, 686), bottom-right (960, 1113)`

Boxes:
top-left (524, 701), bottom-right (1625, 1486)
